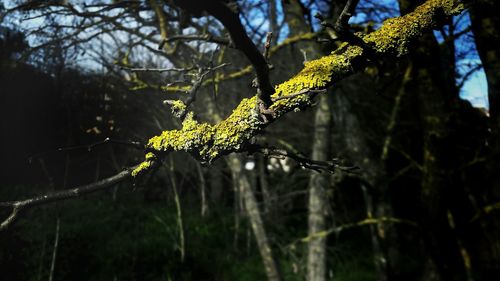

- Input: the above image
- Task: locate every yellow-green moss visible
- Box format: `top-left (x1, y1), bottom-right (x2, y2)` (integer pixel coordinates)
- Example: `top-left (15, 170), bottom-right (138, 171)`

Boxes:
top-left (136, 0), bottom-right (464, 169)
top-left (271, 45), bottom-right (363, 114)
top-left (148, 112), bottom-right (216, 157)
top-left (169, 100), bottom-right (187, 118)
top-left (131, 152), bottom-right (156, 177)
top-left (364, 0), bottom-right (464, 55)
top-left (146, 98), bottom-right (260, 161)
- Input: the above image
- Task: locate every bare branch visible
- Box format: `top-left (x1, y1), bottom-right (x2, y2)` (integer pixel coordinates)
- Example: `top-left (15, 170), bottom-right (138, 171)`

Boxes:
top-left (314, 11), bottom-right (372, 54)
top-left (263, 32), bottom-right (273, 62)
top-left (247, 144), bottom-right (358, 174)
top-left (164, 62), bottom-right (231, 119)
top-left (28, 138), bottom-right (143, 163)
top-left (336, 0), bottom-right (361, 30)
top-left (158, 34), bottom-right (233, 50)
top-left (0, 166), bottom-right (137, 231)
top-left (457, 63), bottom-right (482, 90)
top-left (174, 1), bottom-right (275, 105)
top-left (119, 65), bottom-right (196, 73)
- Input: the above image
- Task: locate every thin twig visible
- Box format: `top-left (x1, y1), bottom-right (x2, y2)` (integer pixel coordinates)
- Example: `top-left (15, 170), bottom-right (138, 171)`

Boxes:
top-left (336, 0), bottom-right (361, 30)
top-left (158, 34), bottom-right (233, 50)
top-left (164, 62), bottom-right (230, 119)
top-left (0, 166), bottom-right (136, 231)
top-left (119, 65), bottom-right (196, 73)
top-left (263, 32), bottom-right (273, 62)
top-left (28, 138), bottom-right (143, 163)
top-left (287, 216), bottom-right (417, 248)
top-left (314, 1), bottom-right (375, 57)
top-left (247, 144), bottom-right (358, 174)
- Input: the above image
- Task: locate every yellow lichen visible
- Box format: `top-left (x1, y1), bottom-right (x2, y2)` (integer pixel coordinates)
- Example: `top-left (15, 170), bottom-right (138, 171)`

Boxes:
top-left (169, 100), bottom-right (187, 118)
top-left (364, 0), bottom-right (464, 55)
top-left (271, 45), bottom-right (362, 108)
top-left (131, 152), bottom-right (156, 177)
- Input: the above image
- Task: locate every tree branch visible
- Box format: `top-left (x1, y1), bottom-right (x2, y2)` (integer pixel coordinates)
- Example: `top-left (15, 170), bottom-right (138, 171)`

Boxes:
top-left (164, 62), bottom-right (231, 119)
top-left (138, 0), bottom-right (464, 169)
top-left (336, 0), bottom-right (361, 30)
top-left (119, 65), bottom-right (196, 73)
top-left (158, 34), bottom-right (233, 50)
top-left (0, 0), bottom-right (465, 228)
top-left (0, 166), bottom-right (137, 231)
top-left (247, 144), bottom-right (358, 173)
top-left (173, 0), bottom-right (275, 106)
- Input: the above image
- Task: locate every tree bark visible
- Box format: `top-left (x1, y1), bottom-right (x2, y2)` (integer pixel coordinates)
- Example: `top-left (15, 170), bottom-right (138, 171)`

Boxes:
top-left (467, 1), bottom-right (500, 277)
top-left (307, 93), bottom-right (331, 281)
top-left (227, 154), bottom-right (283, 281)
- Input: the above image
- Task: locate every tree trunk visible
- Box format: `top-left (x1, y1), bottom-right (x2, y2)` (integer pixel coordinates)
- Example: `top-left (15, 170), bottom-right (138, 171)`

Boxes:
top-left (407, 31), bottom-right (465, 281)
top-left (196, 162), bottom-right (209, 217)
top-left (168, 157), bottom-right (185, 262)
top-left (307, 93), bottom-right (331, 281)
top-left (468, 3), bottom-right (500, 277)
top-left (200, 64), bottom-right (282, 281)
top-left (361, 184), bottom-right (388, 281)
top-left (469, 0), bottom-right (500, 121)
top-left (227, 154), bottom-right (283, 281)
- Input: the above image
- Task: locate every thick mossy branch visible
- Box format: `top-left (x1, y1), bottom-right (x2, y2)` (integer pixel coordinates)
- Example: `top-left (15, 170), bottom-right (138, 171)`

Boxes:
top-left (133, 0), bottom-right (464, 176)
top-left (364, 0), bottom-right (464, 54)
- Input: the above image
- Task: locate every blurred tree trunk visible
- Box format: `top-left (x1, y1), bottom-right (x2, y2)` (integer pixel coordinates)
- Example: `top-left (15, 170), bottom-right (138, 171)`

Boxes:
top-left (281, 0), bottom-right (310, 37)
top-left (468, 0), bottom-right (500, 277)
top-left (280, 2), bottom-right (334, 281)
top-left (282, 0), bottom-right (347, 281)
top-left (227, 154), bottom-right (283, 281)
top-left (202, 86), bottom-right (282, 281)
top-left (307, 93), bottom-right (331, 281)
top-left (399, 1), bottom-right (466, 279)
top-left (257, 154), bottom-right (272, 216)
top-left (469, 0), bottom-right (500, 124)
top-left (209, 161), bottom-right (224, 205)
top-left (168, 156), bottom-right (186, 262)
top-left (196, 163), bottom-right (209, 217)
